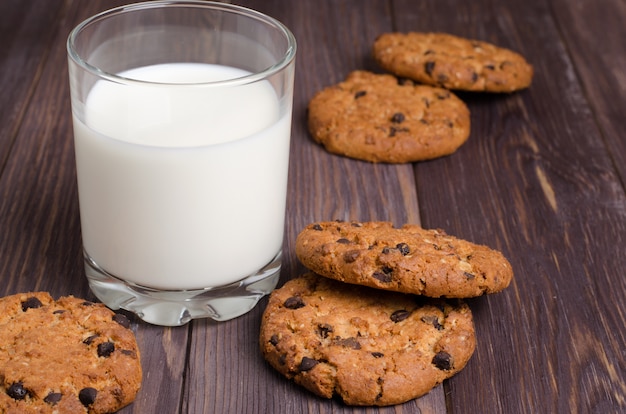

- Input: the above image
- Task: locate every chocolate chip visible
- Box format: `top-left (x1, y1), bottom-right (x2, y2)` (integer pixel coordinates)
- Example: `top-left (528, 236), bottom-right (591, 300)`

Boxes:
top-left (312, 223), bottom-right (323, 231)
top-left (372, 271), bottom-right (392, 283)
top-left (371, 352), bottom-right (384, 358)
top-left (425, 61), bottom-right (435, 76)
top-left (485, 64), bottom-right (495, 70)
top-left (113, 313), bottom-right (130, 328)
top-left (78, 387), bottom-right (97, 406)
top-left (44, 392), bottom-right (63, 405)
top-left (7, 382), bottom-right (27, 400)
top-left (21, 297), bottom-right (43, 311)
top-left (97, 341), bottom-right (115, 357)
top-left (283, 296), bottom-right (305, 309)
top-left (336, 238), bottom-right (351, 244)
top-left (269, 334), bottom-right (280, 346)
top-left (299, 357), bottom-right (319, 372)
top-left (388, 126), bottom-right (409, 137)
top-left (464, 272), bottom-right (476, 280)
top-left (83, 334), bottom-right (99, 345)
top-left (471, 72), bottom-right (478, 83)
top-left (421, 315), bottom-right (444, 330)
top-left (354, 90), bottom-right (367, 99)
top-left (436, 91), bottom-right (450, 100)
top-left (390, 112), bottom-right (405, 123)
top-left (81, 301), bottom-right (94, 306)
top-left (334, 337), bottom-right (361, 349)
top-left (390, 309), bottom-right (411, 323)
top-left (432, 351), bottom-right (453, 370)
top-left (278, 354), bottom-right (287, 365)
top-left (53, 309), bottom-right (66, 314)
top-left (317, 323), bottom-right (333, 339)
top-left (396, 243), bottom-right (410, 255)
top-left (343, 250), bottom-right (360, 263)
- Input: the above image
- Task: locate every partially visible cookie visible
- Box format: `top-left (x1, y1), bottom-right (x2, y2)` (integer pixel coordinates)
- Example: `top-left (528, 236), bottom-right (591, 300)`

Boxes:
top-left (307, 70), bottom-right (470, 163)
top-left (260, 273), bottom-right (476, 406)
top-left (296, 221), bottom-right (513, 298)
top-left (0, 292), bottom-right (142, 414)
top-left (373, 32), bottom-right (533, 92)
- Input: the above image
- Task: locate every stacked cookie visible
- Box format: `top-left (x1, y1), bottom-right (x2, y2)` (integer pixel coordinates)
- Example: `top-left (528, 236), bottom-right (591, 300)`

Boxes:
top-left (308, 32), bottom-right (533, 163)
top-left (260, 221), bottom-right (513, 406)
top-left (0, 292), bottom-right (142, 413)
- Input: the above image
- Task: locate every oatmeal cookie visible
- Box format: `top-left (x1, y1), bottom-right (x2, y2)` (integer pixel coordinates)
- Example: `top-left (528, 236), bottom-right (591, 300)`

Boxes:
top-left (260, 273), bottom-right (476, 406)
top-left (373, 32), bottom-right (533, 92)
top-left (295, 221), bottom-right (513, 298)
top-left (307, 70), bottom-right (470, 163)
top-left (0, 292), bottom-right (142, 414)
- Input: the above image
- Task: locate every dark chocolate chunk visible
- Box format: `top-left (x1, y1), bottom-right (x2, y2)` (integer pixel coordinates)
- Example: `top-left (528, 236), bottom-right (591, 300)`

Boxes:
top-left (83, 334), bottom-right (99, 345)
top-left (53, 309), bottom-right (66, 314)
top-left (269, 334), bottom-right (280, 346)
top-left (312, 223), bottom-right (323, 231)
top-left (334, 337), bottom-right (361, 349)
top-left (299, 357), bottom-right (319, 372)
top-left (336, 238), bottom-right (351, 244)
top-left (396, 243), bottom-right (410, 255)
top-left (97, 341), bottom-right (115, 357)
top-left (317, 323), bottom-right (334, 339)
top-left (113, 313), bottom-right (130, 328)
top-left (343, 250), bottom-right (360, 263)
top-left (390, 309), bottom-right (411, 323)
top-left (283, 296), bottom-right (305, 309)
top-left (372, 271), bottom-right (392, 283)
top-left (390, 112), bottom-right (405, 123)
top-left (464, 272), bottom-right (476, 280)
top-left (421, 315), bottom-right (444, 330)
top-left (81, 301), bottom-right (94, 306)
top-left (21, 297), bottom-right (43, 311)
top-left (432, 351), bottom-right (453, 370)
top-left (354, 90), bottom-right (367, 99)
top-left (371, 352), bottom-right (384, 358)
top-left (7, 382), bottom-right (28, 400)
top-left (44, 392), bottom-right (63, 405)
top-left (425, 61), bottom-right (435, 76)
top-left (78, 387), bottom-right (97, 406)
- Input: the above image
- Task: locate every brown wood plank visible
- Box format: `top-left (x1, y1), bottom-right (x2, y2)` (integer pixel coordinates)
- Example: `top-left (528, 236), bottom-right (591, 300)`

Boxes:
top-left (550, 0), bottom-right (626, 184)
top-left (183, 1), bottom-right (444, 413)
top-left (391, 0), bottom-right (626, 412)
top-left (0, 0), bottom-right (64, 171)
top-left (0, 1), bottom-right (188, 413)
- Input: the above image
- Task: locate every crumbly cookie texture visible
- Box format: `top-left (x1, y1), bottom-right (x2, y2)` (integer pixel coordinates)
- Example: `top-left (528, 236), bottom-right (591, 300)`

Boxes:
top-left (260, 273), bottom-right (476, 406)
top-left (307, 70), bottom-right (470, 163)
top-left (373, 32), bottom-right (533, 92)
top-left (296, 221), bottom-right (513, 298)
top-left (0, 292), bottom-right (142, 414)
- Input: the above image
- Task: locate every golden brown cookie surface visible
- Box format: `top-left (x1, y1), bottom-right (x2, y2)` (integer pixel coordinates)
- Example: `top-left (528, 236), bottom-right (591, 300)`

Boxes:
top-left (260, 273), bottom-right (476, 406)
top-left (296, 221), bottom-right (513, 298)
top-left (373, 32), bottom-right (533, 92)
top-left (307, 70), bottom-right (470, 163)
top-left (0, 292), bottom-right (142, 414)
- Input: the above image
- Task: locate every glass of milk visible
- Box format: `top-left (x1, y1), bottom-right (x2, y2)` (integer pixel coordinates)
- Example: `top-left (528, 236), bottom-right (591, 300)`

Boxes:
top-left (67, 1), bottom-right (296, 326)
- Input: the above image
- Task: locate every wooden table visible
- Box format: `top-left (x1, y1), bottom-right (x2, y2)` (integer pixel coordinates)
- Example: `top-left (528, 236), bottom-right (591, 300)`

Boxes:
top-left (1, 0), bottom-right (625, 412)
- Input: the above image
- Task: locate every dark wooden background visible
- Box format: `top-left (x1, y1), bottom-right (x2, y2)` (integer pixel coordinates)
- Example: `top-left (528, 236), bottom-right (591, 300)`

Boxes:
top-left (1, 0), bottom-right (624, 413)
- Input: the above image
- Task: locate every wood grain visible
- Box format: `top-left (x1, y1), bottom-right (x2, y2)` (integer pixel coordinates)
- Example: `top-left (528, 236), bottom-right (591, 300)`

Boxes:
top-left (0, 0), bottom-right (624, 413)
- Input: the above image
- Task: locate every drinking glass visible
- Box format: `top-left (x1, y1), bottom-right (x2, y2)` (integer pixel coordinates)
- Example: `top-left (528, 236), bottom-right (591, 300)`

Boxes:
top-left (67, 1), bottom-right (296, 326)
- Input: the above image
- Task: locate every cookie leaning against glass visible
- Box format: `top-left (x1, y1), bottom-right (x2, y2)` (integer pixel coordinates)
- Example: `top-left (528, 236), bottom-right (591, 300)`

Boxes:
top-left (295, 220), bottom-right (513, 298)
top-left (0, 292), bottom-right (142, 414)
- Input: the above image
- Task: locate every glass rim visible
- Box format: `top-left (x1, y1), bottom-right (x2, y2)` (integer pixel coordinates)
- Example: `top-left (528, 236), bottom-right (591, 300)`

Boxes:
top-left (66, 0), bottom-right (297, 87)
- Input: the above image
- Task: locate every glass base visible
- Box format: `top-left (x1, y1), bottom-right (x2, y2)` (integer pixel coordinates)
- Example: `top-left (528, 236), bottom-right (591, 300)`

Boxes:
top-left (84, 252), bottom-right (281, 326)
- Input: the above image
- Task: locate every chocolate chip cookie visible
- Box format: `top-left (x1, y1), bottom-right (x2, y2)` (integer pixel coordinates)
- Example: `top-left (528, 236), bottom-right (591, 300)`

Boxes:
top-left (307, 70), bottom-right (470, 163)
top-left (260, 273), bottom-right (476, 406)
top-left (295, 221), bottom-right (513, 298)
top-left (0, 292), bottom-right (142, 413)
top-left (373, 32), bottom-right (533, 92)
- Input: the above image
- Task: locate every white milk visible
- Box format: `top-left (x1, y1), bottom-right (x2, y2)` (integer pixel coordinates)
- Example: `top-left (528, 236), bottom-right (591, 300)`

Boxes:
top-left (73, 63), bottom-right (291, 290)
